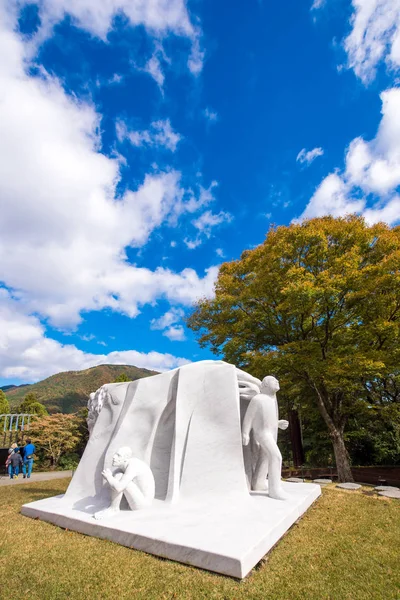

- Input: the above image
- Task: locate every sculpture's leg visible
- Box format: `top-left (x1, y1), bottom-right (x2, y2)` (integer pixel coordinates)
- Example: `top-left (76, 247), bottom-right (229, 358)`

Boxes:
top-left (252, 448), bottom-right (269, 491)
top-left (251, 442), bottom-right (268, 490)
top-left (124, 482), bottom-right (148, 510)
top-left (125, 471), bottom-right (155, 509)
top-left (109, 473), bottom-right (127, 510)
top-left (259, 432), bottom-right (288, 500)
top-left (94, 473), bottom-right (125, 519)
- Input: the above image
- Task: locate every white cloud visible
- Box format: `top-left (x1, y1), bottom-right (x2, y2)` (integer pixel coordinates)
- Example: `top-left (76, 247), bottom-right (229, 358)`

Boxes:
top-left (216, 248), bottom-right (225, 258)
top-left (27, 0), bottom-right (195, 39)
top-left (187, 36), bottom-right (204, 75)
top-left (151, 308), bottom-right (187, 341)
top-left (0, 17), bottom-right (218, 328)
top-left (311, 0), bottom-right (326, 8)
top-left (311, 0), bottom-right (326, 9)
top-left (296, 147), bottom-right (324, 165)
top-left (183, 238), bottom-right (202, 250)
top-left (203, 107), bottom-right (218, 123)
top-left (182, 209), bottom-right (232, 250)
top-left (141, 41), bottom-right (171, 88)
top-left (80, 334), bottom-right (96, 342)
top-left (192, 210), bottom-right (233, 237)
top-left (169, 181), bottom-right (218, 225)
top-left (297, 87), bottom-right (400, 225)
top-left (298, 173), bottom-right (365, 220)
top-left (144, 53), bottom-right (165, 88)
top-left (151, 308), bottom-right (185, 331)
top-left (363, 195), bottom-right (400, 224)
top-left (117, 119), bottom-right (181, 151)
top-left (163, 325), bottom-right (186, 341)
top-left (345, 88), bottom-right (400, 194)
top-left (344, 0), bottom-right (400, 83)
top-left (0, 290), bottom-right (190, 382)
top-left (16, 0), bottom-right (203, 76)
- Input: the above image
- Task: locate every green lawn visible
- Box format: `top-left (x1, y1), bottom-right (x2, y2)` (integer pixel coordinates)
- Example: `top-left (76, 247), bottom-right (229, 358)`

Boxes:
top-left (0, 479), bottom-right (399, 600)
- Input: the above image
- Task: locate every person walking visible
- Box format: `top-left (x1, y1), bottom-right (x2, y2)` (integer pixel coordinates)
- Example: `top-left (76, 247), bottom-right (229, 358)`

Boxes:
top-left (8, 449), bottom-right (23, 479)
top-left (22, 438), bottom-right (35, 479)
top-left (5, 449), bottom-right (14, 479)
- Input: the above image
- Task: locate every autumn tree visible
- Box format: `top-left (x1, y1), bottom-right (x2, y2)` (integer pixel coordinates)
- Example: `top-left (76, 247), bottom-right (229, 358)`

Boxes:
top-left (29, 413), bottom-right (83, 467)
top-left (18, 392), bottom-right (48, 416)
top-left (188, 215), bottom-right (400, 482)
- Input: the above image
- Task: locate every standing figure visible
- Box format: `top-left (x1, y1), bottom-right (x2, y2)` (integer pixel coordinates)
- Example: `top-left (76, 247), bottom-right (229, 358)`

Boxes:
top-left (94, 447), bottom-right (155, 520)
top-left (242, 376), bottom-right (289, 500)
top-left (8, 448), bottom-right (23, 479)
top-left (5, 449), bottom-right (14, 479)
top-left (22, 438), bottom-right (35, 478)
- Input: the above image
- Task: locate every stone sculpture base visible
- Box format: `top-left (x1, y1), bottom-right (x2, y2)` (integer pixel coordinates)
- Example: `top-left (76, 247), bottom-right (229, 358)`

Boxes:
top-left (22, 481), bottom-right (320, 578)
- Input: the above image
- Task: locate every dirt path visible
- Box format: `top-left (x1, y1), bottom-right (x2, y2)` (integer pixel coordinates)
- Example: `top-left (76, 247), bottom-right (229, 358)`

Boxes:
top-left (0, 470), bottom-right (72, 486)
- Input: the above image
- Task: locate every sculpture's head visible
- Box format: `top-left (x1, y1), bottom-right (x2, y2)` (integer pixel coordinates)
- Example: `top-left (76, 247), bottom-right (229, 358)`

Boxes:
top-left (260, 376), bottom-right (280, 394)
top-left (112, 446), bottom-right (132, 467)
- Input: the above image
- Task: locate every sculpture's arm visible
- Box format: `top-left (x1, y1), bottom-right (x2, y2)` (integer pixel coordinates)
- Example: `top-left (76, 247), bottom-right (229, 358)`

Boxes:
top-left (102, 466), bottom-right (137, 493)
top-left (235, 367), bottom-right (262, 388)
top-left (242, 399), bottom-right (258, 445)
top-left (238, 380), bottom-right (260, 401)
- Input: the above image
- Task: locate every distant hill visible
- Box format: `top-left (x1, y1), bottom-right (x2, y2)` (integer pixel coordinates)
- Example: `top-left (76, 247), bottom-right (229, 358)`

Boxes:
top-left (0, 384), bottom-right (30, 392)
top-left (4, 364), bottom-right (158, 414)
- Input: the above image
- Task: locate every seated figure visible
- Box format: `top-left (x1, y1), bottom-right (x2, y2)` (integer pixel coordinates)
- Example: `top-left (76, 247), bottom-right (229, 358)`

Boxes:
top-left (94, 447), bottom-right (155, 520)
top-left (242, 376), bottom-right (289, 500)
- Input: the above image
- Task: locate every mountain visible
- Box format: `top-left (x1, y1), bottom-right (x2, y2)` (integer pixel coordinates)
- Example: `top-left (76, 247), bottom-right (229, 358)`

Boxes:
top-left (4, 364), bottom-right (157, 414)
top-left (0, 383), bottom-right (30, 393)
top-left (0, 384), bottom-right (30, 392)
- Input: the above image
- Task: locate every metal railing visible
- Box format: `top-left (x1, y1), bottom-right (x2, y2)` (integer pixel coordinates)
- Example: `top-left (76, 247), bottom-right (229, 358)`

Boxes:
top-left (0, 413), bottom-right (33, 447)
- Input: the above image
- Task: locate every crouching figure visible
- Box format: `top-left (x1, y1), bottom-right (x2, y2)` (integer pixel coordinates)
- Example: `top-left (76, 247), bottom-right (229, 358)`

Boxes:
top-left (242, 376), bottom-right (289, 500)
top-left (94, 447), bottom-right (155, 520)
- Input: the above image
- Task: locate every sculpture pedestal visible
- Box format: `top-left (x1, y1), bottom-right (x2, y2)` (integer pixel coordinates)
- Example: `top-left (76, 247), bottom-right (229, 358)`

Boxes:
top-left (22, 481), bottom-right (320, 578)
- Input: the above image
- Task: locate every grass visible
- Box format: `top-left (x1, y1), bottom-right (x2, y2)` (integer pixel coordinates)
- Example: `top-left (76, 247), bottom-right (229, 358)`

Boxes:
top-left (0, 479), bottom-right (399, 600)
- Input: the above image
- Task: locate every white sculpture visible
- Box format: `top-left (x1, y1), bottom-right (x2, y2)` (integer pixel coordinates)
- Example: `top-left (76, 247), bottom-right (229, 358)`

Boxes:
top-left (87, 386), bottom-right (111, 434)
top-left (236, 367), bottom-right (262, 400)
top-left (22, 361), bottom-right (320, 579)
top-left (242, 375), bottom-right (289, 500)
top-left (94, 447), bottom-right (155, 520)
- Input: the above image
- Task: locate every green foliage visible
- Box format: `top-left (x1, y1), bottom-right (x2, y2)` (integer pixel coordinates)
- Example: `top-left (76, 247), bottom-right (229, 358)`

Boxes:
top-left (6, 364), bottom-right (157, 414)
top-left (0, 389), bottom-right (10, 430)
top-left (114, 372), bottom-right (130, 383)
top-left (0, 389), bottom-right (10, 413)
top-left (345, 402), bottom-right (400, 465)
top-left (18, 392), bottom-right (48, 416)
top-left (22, 392), bottom-right (38, 405)
top-left (58, 452), bottom-right (80, 470)
top-left (188, 215), bottom-right (400, 475)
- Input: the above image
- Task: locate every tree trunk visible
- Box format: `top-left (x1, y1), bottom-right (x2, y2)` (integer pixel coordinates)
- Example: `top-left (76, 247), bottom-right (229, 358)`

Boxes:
top-left (331, 429), bottom-right (353, 482)
top-left (288, 409), bottom-right (305, 467)
top-left (310, 382), bottom-right (354, 482)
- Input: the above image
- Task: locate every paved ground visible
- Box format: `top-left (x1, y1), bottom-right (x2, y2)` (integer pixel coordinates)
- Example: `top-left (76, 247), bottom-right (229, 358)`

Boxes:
top-left (0, 470), bottom-right (72, 486)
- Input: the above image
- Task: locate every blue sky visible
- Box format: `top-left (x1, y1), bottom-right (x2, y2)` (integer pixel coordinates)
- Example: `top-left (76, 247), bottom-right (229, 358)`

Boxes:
top-left (1, 0), bottom-right (399, 384)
